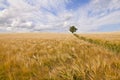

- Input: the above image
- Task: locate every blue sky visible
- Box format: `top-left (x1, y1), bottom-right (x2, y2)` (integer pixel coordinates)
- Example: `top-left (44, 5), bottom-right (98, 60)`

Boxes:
top-left (0, 0), bottom-right (120, 33)
top-left (66, 0), bottom-right (90, 10)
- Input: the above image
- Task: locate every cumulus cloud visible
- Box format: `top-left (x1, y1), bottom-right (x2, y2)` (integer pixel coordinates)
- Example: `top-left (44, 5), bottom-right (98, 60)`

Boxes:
top-left (0, 0), bottom-right (120, 32)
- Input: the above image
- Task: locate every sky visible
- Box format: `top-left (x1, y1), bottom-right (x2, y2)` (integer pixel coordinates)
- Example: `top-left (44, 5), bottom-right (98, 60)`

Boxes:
top-left (0, 0), bottom-right (120, 33)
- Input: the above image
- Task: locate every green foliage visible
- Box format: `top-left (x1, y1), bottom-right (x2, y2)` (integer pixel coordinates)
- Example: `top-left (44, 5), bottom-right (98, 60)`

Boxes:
top-left (74, 34), bottom-right (120, 54)
top-left (69, 26), bottom-right (77, 33)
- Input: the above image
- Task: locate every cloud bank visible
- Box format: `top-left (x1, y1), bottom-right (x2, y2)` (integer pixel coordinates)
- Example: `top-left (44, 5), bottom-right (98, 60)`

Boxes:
top-left (0, 0), bottom-right (120, 32)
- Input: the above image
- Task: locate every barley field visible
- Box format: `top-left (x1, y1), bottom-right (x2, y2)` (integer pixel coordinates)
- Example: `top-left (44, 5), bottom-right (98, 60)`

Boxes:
top-left (0, 33), bottom-right (120, 80)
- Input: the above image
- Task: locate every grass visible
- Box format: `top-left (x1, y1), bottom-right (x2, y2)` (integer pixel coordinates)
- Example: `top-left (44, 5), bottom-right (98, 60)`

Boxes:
top-left (73, 34), bottom-right (120, 54)
top-left (0, 33), bottom-right (120, 80)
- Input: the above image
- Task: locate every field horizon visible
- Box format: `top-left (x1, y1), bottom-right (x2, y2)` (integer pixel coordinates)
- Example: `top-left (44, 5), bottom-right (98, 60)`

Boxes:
top-left (0, 32), bottom-right (120, 80)
top-left (0, 0), bottom-right (120, 79)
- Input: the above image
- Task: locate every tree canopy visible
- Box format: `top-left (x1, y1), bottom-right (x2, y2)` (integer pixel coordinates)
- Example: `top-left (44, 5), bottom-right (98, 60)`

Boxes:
top-left (69, 26), bottom-right (77, 33)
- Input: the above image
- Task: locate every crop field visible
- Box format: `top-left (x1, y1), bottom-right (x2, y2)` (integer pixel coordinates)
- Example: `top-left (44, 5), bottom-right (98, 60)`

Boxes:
top-left (0, 33), bottom-right (120, 80)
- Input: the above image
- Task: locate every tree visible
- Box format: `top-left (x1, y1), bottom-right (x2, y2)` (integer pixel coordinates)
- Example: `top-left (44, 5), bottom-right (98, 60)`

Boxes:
top-left (69, 26), bottom-right (77, 33)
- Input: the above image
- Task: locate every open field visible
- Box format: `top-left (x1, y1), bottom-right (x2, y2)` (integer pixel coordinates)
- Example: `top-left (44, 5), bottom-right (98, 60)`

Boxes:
top-left (0, 33), bottom-right (120, 80)
top-left (79, 32), bottom-right (120, 43)
top-left (75, 32), bottom-right (120, 54)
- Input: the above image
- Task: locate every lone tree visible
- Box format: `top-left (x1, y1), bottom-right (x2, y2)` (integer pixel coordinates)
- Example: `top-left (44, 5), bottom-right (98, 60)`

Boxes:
top-left (69, 26), bottom-right (77, 33)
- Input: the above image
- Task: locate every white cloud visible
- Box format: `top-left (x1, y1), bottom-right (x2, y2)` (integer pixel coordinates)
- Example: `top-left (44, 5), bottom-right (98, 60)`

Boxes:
top-left (0, 0), bottom-right (120, 32)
